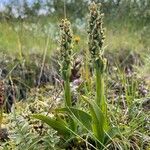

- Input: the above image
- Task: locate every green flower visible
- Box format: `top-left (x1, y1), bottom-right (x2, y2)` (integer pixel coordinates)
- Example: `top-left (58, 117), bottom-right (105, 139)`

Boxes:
top-left (88, 2), bottom-right (105, 60)
top-left (59, 19), bottom-right (73, 80)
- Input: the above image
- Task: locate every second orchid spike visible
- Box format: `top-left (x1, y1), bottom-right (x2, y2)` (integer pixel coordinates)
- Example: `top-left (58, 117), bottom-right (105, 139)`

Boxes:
top-left (59, 19), bottom-right (73, 80)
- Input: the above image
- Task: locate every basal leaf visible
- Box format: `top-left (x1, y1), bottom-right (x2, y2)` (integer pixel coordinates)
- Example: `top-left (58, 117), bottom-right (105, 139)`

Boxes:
top-left (82, 96), bottom-right (106, 144)
top-left (32, 114), bottom-right (71, 136)
top-left (104, 127), bottom-right (120, 144)
top-left (56, 107), bottom-right (92, 131)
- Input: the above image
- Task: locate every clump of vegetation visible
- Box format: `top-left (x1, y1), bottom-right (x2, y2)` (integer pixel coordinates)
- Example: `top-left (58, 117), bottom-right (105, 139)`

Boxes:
top-left (0, 1), bottom-right (149, 150)
top-left (33, 2), bottom-right (119, 149)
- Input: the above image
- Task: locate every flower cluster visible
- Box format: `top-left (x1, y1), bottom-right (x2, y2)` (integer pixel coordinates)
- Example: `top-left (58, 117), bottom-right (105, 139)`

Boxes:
top-left (59, 19), bottom-right (73, 80)
top-left (88, 2), bottom-right (105, 59)
top-left (88, 2), bottom-right (106, 73)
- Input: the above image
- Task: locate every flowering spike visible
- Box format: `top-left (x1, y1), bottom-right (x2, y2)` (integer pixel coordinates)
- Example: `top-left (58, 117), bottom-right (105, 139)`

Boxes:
top-left (59, 18), bottom-right (73, 107)
top-left (88, 2), bottom-right (107, 118)
top-left (59, 19), bottom-right (73, 80)
top-left (88, 2), bottom-right (105, 60)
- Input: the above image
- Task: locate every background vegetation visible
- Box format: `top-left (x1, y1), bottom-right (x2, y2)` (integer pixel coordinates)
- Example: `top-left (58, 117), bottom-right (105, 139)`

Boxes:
top-left (0, 0), bottom-right (150, 53)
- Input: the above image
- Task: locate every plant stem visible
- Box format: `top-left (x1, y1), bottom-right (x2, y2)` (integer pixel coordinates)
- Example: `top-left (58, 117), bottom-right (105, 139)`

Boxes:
top-left (95, 62), bottom-right (105, 149)
top-left (64, 77), bottom-right (71, 107)
top-left (64, 70), bottom-right (77, 132)
top-left (95, 62), bottom-right (104, 109)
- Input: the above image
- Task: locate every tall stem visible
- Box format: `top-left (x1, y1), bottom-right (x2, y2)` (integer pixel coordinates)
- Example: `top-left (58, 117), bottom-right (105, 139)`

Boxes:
top-left (95, 62), bottom-right (105, 149)
top-left (96, 66), bottom-right (104, 108)
top-left (64, 77), bottom-right (71, 107)
top-left (95, 59), bottom-right (107, 116)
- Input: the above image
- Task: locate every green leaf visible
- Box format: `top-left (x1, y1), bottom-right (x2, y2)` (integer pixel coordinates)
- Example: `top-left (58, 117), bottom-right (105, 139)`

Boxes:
top-left (82, 96), bottom-right (107, 144)
top-left (56, 107), bottom-right (92, 131)
top-left (104, 127), bottom-right (120, 144)
top-left (32, 114), bottom-right (71, 136)
top-left (68, 115), bottom-right (77, 133)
